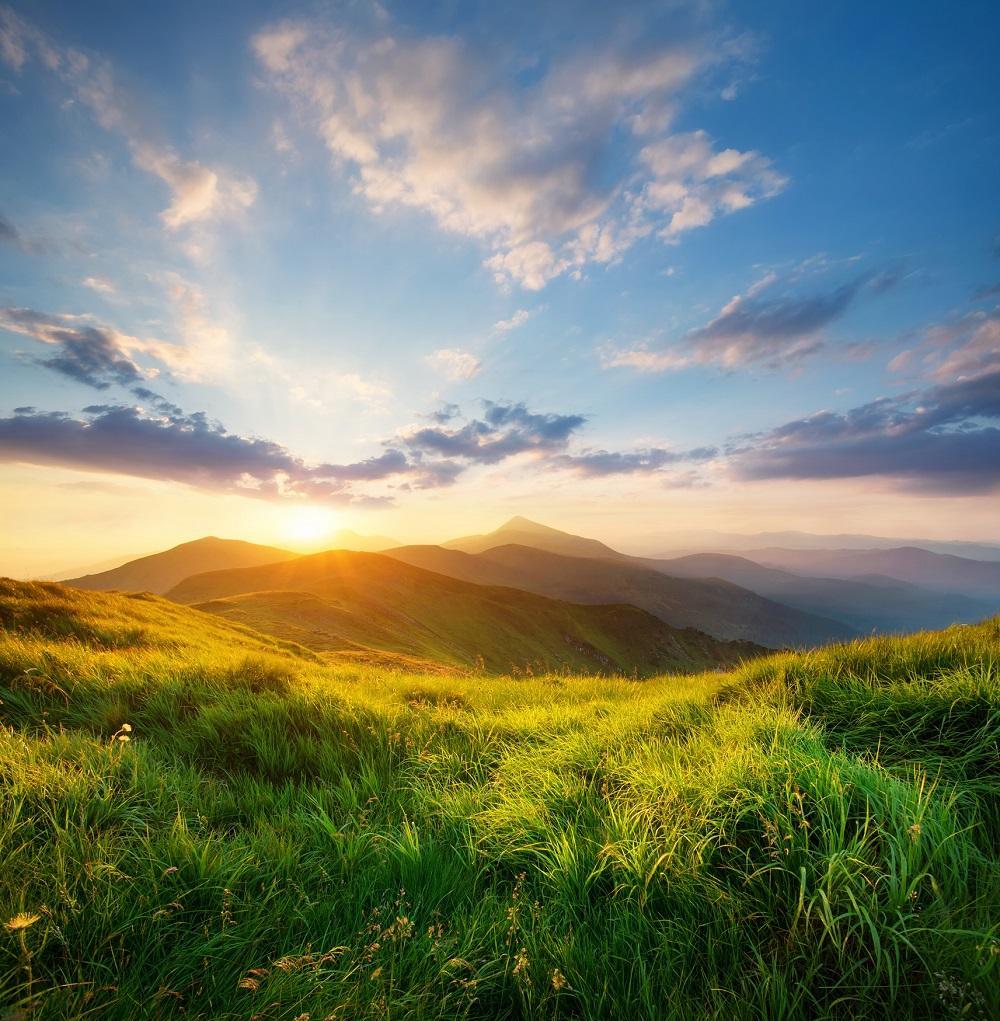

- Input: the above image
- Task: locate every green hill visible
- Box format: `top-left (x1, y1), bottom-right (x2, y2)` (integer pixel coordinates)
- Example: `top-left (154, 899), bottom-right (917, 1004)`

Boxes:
top-left (61, 536), bottom-right (297, 594)
top-left (166, 551), bottom-right (763, 674)
top-left (0, 578), bottom-right (996, 1020)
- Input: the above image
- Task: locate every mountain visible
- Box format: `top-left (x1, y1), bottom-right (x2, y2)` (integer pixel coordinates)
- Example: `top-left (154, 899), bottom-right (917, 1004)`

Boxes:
top-left (743, 547), bottom-right (1000, 600)
top-left (47, 552), bottom-right (148, 581)
top-left (651, 553), bottom-right (997, 634)
top-left (62, 537), bottom-right (297, 595)
top-left (644, 529), bottom-right (1000, 562)
top-left (384, 543), bottom-right (852, 647)
top-left (329, 529), bottom-right (400, 552)
top-left (443, 516), bottom-right (625, 560)
top-left (165, 550), bottom-right (764, 674)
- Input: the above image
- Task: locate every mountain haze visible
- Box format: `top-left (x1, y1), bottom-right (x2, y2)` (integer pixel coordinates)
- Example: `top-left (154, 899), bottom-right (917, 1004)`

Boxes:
top-left (746, 547), bottom-right (1000, 599)
top-left (385, 543), bottom-right (851, 647)
top-left (443, 516), bottom-right (625, 560)
top-left (62, 537), bottom-right (297, 595)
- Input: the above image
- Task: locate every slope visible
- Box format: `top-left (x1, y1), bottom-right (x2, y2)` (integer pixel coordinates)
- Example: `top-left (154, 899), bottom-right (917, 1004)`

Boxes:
top-left (62, 536), bottom-right (298, 595)
top-left (166, 550), bottom-right (764, 674)
top-left (384, 543), bottom-right (852, 647)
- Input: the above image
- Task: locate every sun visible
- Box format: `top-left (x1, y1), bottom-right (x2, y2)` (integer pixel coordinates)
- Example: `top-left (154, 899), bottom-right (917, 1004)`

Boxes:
top-left (283, 505), bottom-right (339, 546)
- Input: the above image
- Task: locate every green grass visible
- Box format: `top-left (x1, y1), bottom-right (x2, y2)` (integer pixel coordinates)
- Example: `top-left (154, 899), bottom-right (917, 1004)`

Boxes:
top-left (0, 578), bottom-right (997, 1020)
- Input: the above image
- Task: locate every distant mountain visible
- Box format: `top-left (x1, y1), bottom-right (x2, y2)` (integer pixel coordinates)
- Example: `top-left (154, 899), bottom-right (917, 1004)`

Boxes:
top-left (62, 537), bottom-right (297, 595)
top-left (651, 553), bottom-right (997, 634)
top-left (644, 529), bottom-right (1000, 562)
top-left (46, 552), bottom-right (148, 581)
top-left (743, 547), bottom-right (1000, 600)
top-left (166, 550), bottom-right (763, 675)
top-left (329, 529), bottom-right (400, 552)
top-left (444, 516), bottom-right (625, 560)
top-left (385, 543), bottom-right (851, 648)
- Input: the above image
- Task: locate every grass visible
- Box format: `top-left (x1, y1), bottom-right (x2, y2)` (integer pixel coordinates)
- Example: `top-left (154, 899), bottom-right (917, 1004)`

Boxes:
top-left (0, 578), bottom-right (997, 1019)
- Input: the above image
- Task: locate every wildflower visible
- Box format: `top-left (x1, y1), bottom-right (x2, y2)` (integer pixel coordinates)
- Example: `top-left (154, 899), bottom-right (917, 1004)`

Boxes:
top-left (5, 913), bottom-right (40, 932)
top-left (551, 968), bottom-right (569, 991)
top-left (121, 723), bottom-right (132, 733)
top-left (908, 822), bottom-right (922, 842)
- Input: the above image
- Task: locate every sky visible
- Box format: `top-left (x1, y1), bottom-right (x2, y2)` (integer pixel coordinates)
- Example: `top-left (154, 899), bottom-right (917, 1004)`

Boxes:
top-left (1, 0), bottom-right (999, 576)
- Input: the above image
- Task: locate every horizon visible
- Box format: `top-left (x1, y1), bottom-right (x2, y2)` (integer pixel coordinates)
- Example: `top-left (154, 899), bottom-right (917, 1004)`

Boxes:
top-left (3, 1), bottom-right (1000, 577)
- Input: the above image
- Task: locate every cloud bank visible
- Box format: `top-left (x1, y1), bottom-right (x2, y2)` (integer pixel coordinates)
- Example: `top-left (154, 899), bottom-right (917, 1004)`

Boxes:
top-left (254, 14), bottom-right (784, 290)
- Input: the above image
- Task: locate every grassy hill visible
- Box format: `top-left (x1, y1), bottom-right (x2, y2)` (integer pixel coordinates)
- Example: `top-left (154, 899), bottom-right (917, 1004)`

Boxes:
top-left (62, 536), bottom-right (297, 594)
top-left (166, 551), bottom-right (763, 675)
top-left (386, 543), bottom-right (852, 647)
top-left (0, 579), bottom-right (996, 1019)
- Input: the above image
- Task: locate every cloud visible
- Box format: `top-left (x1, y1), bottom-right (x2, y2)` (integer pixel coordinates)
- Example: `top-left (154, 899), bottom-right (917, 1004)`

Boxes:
top-left (425, 347), bottom-right (481, 381)
top-left (399, 401), bottom-right (586, 465)
top-left (556, 445), bottom-right (717, 477)
top-left (81, 275), bottom-right (115, 295)
top-left (493, 308), bottom-right (534, 333)
top-left (0, 401), bottom-right (405, 505)
top-left (0, 306), bottom-right (148, 388)
top-left (254, 13), bottom-right (783, 290)
top-left (733, 371), bottom-right (1000, 493)
top-left (0, 8), bottom-right (256, 234)
top-left (0, 210), bottom-right (21, 247)
top-left (606, 269), bottom-right (893, 373)
top-left (889, 309), bottom-right (1000, 385)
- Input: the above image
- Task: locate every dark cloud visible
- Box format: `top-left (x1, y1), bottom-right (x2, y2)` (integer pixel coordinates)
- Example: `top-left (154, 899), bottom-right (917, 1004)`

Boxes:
top-left (734, 371), bottom-right (1000, 493)
top-left (401, 400), bottom-right (586, 464)
top-left (607, 268), bottom-right (898, 373)
top-left (0, 403), bottom-right (406, 504)
top-left (0, 212), bottom-right (21, 247)
top-left (556, 445), bottom-right (716, 476)
top-left (0, 306), bottom-right (144, 388)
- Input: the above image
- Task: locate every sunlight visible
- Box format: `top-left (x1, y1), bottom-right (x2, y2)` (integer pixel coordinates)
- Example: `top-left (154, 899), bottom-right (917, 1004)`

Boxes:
top-left (282, 505), bottom-right (339, 545)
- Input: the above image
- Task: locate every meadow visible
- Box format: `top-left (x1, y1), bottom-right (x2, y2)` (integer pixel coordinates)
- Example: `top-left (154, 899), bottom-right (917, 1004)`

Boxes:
top-left (0, 578), bottom-right (997, 1019)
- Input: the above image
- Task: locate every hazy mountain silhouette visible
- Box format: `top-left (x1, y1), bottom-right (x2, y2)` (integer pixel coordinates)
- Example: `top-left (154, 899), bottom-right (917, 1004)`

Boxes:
top-left (443, 516), bottom-right (626, 560)
top-left (62, 537), bottom-right (297, 595)
top-left (743, 547), bottom-right (1000, 599)
top-left (651, 553), bottom-right (997, 633)
top-left (385, 543), bottom-right (851, 647)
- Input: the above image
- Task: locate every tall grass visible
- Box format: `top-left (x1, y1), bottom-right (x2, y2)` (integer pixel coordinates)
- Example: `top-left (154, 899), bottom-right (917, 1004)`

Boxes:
top-left (0, 580), bottom-right (997, 1019)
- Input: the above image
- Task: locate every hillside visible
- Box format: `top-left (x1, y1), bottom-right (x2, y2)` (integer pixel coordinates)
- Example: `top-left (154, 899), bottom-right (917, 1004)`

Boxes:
top-left (61, 536), bottom-right (297, 594)
top-left (653, 552), bottom-right (997, 633)
top-left (385, 543), bottom-right (852, 647)
top-left (0, 578), bottom-right (996, 1020)
top-left (167, 552), bottom-right (764, 674)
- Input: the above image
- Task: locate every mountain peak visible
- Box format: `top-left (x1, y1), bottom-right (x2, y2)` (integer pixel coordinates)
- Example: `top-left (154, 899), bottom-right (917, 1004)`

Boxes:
top-left (497, 516), bottom-right (561, 535)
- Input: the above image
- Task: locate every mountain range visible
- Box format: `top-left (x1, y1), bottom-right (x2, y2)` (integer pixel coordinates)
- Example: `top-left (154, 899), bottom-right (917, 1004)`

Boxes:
top-left (31, 515), bottom-right (998, 673)
top-left (166, 549), bottom-right (762, 674)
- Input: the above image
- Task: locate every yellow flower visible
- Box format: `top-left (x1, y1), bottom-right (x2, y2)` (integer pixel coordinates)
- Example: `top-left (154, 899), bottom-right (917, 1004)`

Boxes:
top-left (551, 968), bottom-right (569, 991)
top-left (5, 913), bottom-right (40, 932)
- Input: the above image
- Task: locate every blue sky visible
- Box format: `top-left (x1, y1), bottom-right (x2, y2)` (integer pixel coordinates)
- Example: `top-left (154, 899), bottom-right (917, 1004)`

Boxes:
top-left (1, 1), bottom-right (998, 571)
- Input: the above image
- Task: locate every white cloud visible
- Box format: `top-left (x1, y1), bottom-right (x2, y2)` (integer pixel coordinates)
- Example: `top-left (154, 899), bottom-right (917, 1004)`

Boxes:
top-left (0, 9), bottom-right (256, 235)
top-left (493, 308), bottom-right (534, 333)
top-left (81, 275), bottom-right (115, 295)
top-left (425, 347), bottom-right (481, 381)
top-left (254, 16), bottom-right (784, 290)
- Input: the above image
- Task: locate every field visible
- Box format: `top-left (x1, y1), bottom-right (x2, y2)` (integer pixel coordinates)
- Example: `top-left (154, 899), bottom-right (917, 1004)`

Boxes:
top-left (0, 579), bottom-right (997, 1019)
